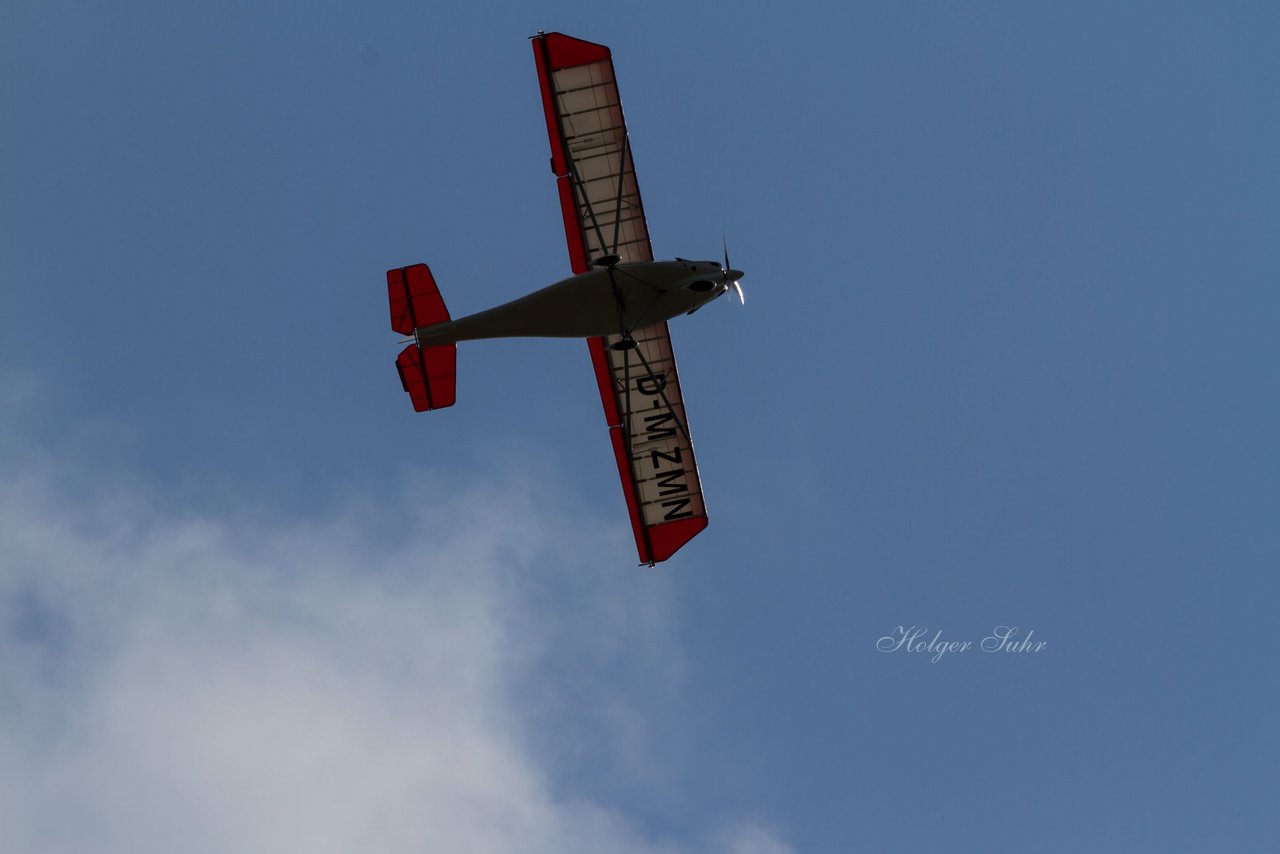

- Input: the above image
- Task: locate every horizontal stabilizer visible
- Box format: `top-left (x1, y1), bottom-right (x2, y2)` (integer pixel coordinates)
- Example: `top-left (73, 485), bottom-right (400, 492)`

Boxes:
top-left (388, 263), bottom-right (450, 335)
top-left (395, 343), bottom-right (456, 411)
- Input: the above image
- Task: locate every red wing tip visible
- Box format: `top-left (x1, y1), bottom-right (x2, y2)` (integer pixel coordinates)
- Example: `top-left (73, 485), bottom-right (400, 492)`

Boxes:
top-left (535, 32), bottom-right (611, 69)
top-left (644, 516), bottom-right (709, 564)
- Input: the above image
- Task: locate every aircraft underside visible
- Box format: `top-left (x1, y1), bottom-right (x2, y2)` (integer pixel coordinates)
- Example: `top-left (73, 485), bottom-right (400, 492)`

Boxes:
top-left (415, 260), bottom-right (720, 346)
top-left (387, 32), bottom-right (744, 565)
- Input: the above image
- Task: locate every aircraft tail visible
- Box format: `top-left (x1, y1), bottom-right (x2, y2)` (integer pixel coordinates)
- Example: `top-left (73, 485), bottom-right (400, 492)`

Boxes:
top-left (388, 264), bottom-right (456, 412)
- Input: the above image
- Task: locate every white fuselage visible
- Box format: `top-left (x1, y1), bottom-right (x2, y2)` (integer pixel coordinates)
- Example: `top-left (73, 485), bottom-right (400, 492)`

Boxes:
top-left (415, 259), bottom-right (736, 346)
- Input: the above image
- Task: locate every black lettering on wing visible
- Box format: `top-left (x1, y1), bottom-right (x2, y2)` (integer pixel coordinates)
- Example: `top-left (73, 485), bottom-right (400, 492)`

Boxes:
top-left (649, 447), bottom-right (683, 470)
top-left (660, 498), bottom-right (693, 521)
top-left (642, 411), bottom-right (678, 442)
top-left (654, 469), bottom-right (688, 496)
top-left (637, 374), bottom-right (667, 396)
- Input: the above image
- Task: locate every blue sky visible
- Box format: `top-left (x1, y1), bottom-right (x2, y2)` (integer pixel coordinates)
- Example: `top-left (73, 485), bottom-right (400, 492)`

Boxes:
top-left (3, 2), bottom-right (1278, 851)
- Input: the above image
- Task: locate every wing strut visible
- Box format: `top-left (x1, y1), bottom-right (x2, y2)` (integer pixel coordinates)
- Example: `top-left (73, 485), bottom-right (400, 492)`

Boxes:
top-left (626, 344), bottom-right (693, 443)
top-left (609, 133), bottom-right (630, 256)
top-left (566, 148), bottom-right (634, 346)
top-left (568, 159), bottom-right (613, 266)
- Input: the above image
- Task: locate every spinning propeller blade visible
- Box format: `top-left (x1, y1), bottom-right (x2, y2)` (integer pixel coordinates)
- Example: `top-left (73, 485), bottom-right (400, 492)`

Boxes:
top-left (720, 237), bottom-right (745, 305)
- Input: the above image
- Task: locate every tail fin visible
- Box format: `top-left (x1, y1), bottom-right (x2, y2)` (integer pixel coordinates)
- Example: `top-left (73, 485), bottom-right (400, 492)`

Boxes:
top-left (388, 264), bottom-right (456, 412)
top-left (395, 342), bottom-right (456, 411)
top-left (388, 263), bottom-right (450, 334)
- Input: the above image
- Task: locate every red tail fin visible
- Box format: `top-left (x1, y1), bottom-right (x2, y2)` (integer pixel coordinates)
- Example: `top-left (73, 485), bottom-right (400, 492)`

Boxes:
top-left (388, 264), bottom-right (455, 412)
top-left (395, 343), bottom-right (456, 411)
top-left (388, 263), bottom-right (450, 334)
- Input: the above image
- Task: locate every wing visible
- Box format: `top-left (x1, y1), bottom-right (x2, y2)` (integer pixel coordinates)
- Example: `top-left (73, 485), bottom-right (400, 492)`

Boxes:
top-left (532, 32), bottom-right (708, 565)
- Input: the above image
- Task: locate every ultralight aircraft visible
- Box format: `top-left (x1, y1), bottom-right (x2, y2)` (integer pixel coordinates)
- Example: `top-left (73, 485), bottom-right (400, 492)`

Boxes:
top-left (386, 32), bottom-right (745, 565)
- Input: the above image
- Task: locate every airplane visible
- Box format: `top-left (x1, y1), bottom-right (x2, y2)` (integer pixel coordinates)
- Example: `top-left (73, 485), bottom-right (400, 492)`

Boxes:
top-left (386, 32), bottom-right (744, 566)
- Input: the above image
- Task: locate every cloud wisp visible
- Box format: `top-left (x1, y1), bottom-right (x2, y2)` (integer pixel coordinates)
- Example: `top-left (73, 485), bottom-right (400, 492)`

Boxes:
top-left (0, 437), bottom-right (789, 854)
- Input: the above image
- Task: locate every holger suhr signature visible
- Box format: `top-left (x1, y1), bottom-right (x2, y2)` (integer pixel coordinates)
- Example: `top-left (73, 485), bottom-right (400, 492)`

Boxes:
top-left (876, 626), bottom-right (1047, 663)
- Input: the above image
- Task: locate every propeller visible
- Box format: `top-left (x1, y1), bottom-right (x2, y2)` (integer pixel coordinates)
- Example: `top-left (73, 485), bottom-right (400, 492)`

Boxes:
top-left (720, 237), bottom-right (745, 305)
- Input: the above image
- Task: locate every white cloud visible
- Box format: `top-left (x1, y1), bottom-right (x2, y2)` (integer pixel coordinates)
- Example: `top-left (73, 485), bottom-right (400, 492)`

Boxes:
top-left (0, 416), bottom-right (791, 854)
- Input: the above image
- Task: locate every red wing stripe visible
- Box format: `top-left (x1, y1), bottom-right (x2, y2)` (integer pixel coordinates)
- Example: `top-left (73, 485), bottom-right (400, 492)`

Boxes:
top-left (533, 38), bottom-right (569, 178)
top-left (588, 335), bottom-right (621, 426)
top-left (556, 176), bottom-right (589, 275)
top-left (609, 425), bottom-right (652, 564)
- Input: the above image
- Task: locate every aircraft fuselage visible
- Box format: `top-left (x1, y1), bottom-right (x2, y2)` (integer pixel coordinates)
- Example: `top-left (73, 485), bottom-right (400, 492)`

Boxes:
top-left (415, 259), bottom-right (738, 346)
